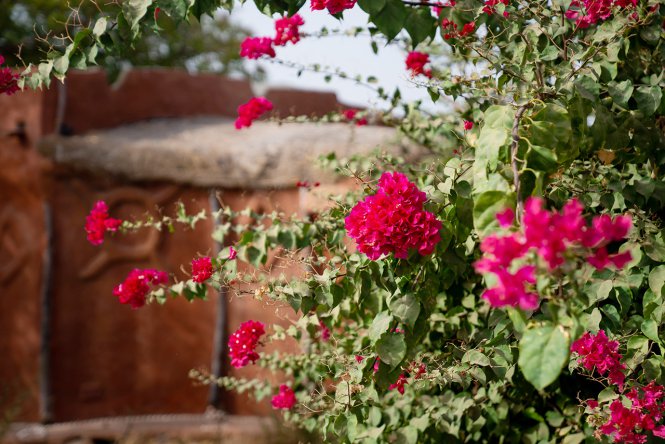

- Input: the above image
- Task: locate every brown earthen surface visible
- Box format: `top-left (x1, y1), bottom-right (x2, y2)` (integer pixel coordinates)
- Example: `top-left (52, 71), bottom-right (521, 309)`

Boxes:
top-left (41, 69), bottom-right (253, 135)
top-left (47, 175), bottom-right (216, 421)
top-left (3, 414), bottom-right (297, 444)
top-left (0, 87), bottom-right (50, 422)
top-left (0, 68), bottom-right (358, 424)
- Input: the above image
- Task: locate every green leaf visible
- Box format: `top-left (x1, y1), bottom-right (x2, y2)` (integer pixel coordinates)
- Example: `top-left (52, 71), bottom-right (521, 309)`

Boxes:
top-left (634, 86), bottom-right (662, 116)
top-left (190, 0), bottom-right (222, 19)
top-left (122, 0), bottom-right (151, 35)
top-left (575, 75), bottom-right (600, 101)
top-left (52, 53), bottom-right (71, 81)
top-left (524, 104), bottom-right (574, 163)
top-left (518, 325), bottom-right (570, 390)
top-left (38, 61), bottom-right (53, 88)
top-left (395, 425), bottom-right (418, 444)
top-left (369, 311), bottom-right (393, 343)
top-left (539, 45), bottom-right (559, 61)
top-left (641, 319), bottom-right (660, 344)
top-left (159, 0), bottom-right (192, 20)
top-left (584, 308), bottom-right (602, 332)
top-left (526, 145), bottom-right (558, 172)
top-left (607, 79), bottom-right (633, 108)
top-left (92, 17), bottom-right (108, 37)
top-left (404, 8), bottom-right (436, 46)
top-left (649, 265), bottom-right (665, 298)
top-left (588, 279), bottom-right (613, 305)
top-left (462, 350), bottom-right (490, 367)
top-left (473, 191), bottom-right (515, 236)
top-left (358, 0), bottom-right (387, 15)
top-left (644, 357), bottom-right (663, 381)
top-left (476, 105), bottom-right (514, 173)
top-left (507, 307), bottom-right (527, 333)
top-left (389, 294), bottom-right (420, 328)
top-left (376, 333), bottom-right (406, 369)
top-left (370, 0), bottom-right (408, 41)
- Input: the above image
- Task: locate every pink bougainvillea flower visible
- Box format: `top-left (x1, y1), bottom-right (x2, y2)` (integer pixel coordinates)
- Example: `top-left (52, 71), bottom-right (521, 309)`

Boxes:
top-left (274, 14), bottom-right (305, 46)
top-left (228, 246), bottom-right (238, 260)
top-left (239, 37), bottom-right (276, 59)
top-left (463, 120), bottom-right (474, 130)
top-left (310, 0), bottom-right (326, 10)
top-left (345, 172), bottom-right (442, 260)
top-left (474, 197), bottom-right (632, 310)
top-left (310, 0), bottom-right (356, 13)
top-left (565, 0), bottom-right (636, 28)
top-left (389, 373), bottom-right (408, 395)
top-left (496, 207), bottom-right (514, 228)
top-left (319, 320), bottom-right (331, 341)
top-left (0, 56), bottom-right (19, 96)
top-left (481, 266), bottom-right (539, 310)
top-left (228, 320), bottom-right (265, 368)
top-left (343, 109), bottom-right (368, 126)
top-left (271, 384), bottom-right (297, 409)
top-left (460, 21), bottom-right (476, 36)
top-left (405, 51), bottom-right (432, 78)
top-left (85, 200), bottom-right (122, 246)
top-left (483, 0), bottom-right (510, 16)
top-left (571, 330), bottom-right (626, 388)
top-left (431, 0), bottom-right (455, 15)
top-left (191, 256), bottom-right (213, 283)
top-left (235, 97), bottom-right (273, 129)
top-left (595, 382), bottom-right (665, 444)
top-left (113, 268), bottom-right (168, 309)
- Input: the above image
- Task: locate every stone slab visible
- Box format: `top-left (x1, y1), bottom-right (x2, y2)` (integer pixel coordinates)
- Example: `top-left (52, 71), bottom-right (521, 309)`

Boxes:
top-left (38, 118), bottom-right (422, 189)
top-left (3, 414), bottom-right (295, 444)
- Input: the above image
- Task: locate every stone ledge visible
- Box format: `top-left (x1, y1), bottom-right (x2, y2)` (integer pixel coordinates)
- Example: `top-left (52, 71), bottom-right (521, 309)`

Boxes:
top-left (3, 414), bottom-right (295, 444)
top-left (37, 117), bottom-right (422, 189)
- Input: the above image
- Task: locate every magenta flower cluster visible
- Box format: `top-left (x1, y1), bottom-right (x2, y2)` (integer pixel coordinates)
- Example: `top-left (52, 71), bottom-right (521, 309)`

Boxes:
top-left (191, 257), bottom-right (213, 283)
top-left (310, 0), bottom-right (356, 14)
top-left (271, 384), bottom-right (297, 409)
top-left (0, 56), bottom-right (19, 96)
top-left (113, 268), bottom-right (168, 309)
top-left (228, 320), bottom-right (265, 368)
top-left (235, 97), bottom-right (273, 129)
top-left (474, 197), bottom-right (632, 310)
top-left (239, 14), bottom-right (304, 60)
top-left (405, 51), bottom-right (432, 78)
top-left (565, 0), bottom-right (636, 28)
top-left (571, 330), bottom-right (626, 388)
top-left (85, 200), bottom-right (122, 246)
top-left (588, 382), bottom-right (665, 443)
top-left (345, 172), bottom-right (442, 260)
top-left (273, 14), bottom-right (305, 46)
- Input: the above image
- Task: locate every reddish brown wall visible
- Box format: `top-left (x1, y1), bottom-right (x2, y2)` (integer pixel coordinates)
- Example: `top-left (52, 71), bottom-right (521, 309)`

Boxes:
top-left (0, 69), bottom-right (347, 423)
top-left (41, 70), bottom-right (253, 135)
top-left (0, 88), bottom-right (48, 422)
top-left (47, 175), bottom-right (216, 420)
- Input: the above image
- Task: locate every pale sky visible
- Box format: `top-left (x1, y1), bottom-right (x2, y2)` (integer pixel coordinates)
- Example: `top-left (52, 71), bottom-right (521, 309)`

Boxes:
top-left (227, 2), bottom-right (435, 110)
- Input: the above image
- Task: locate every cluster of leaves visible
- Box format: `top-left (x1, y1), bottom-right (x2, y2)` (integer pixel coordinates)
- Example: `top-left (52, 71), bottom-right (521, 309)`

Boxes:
top-left (3, 0), bottom-right (251, 86)
top-left (27, 0), bottom-right (665, 442)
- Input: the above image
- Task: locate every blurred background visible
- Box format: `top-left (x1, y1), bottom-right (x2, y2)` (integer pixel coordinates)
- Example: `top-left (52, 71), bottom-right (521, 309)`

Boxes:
top-left (0, 1), bottom-right (422, 442)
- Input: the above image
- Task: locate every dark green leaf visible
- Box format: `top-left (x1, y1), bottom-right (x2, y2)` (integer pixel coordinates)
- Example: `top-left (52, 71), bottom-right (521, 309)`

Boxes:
top-left (369, 311), bottom-right (393, 343)
top-left (376, 333), bottom-right (407, 369)
top-left (518, 324), bottom-right (570, 390)
top-left (607, 79), bottom-right (633, 108)
top-left (389, 294), bottom-right (420, 328)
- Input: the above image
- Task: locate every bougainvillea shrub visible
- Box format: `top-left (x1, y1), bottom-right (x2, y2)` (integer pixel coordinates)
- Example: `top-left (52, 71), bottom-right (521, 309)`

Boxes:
top-left (15, 0), bottom-right (665, 441)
